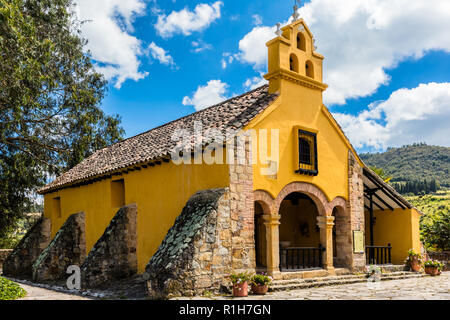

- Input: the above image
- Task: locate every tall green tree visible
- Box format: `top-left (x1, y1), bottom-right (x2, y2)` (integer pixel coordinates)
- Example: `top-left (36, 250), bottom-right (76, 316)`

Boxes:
top-left (0, 0), bottom-right (124, 238)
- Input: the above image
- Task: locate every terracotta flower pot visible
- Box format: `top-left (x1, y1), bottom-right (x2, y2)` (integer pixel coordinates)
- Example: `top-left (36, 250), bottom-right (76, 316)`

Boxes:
top-left (251, 284), bottom-right (268, 295)
top-left (425, 266), bottom-right (439, 276)
top-left (232, 282), bottom-right (248, 297)
top-left (410, 258), bottom-right (421, 272)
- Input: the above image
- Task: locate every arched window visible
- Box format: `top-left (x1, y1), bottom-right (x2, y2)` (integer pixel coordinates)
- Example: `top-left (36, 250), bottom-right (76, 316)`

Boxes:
top-left (305, 60), bottom-right (314, 78)
top-left (290, 54), bottom-right (299, 73)
top-left (297, 32), bottom-right (306, 51)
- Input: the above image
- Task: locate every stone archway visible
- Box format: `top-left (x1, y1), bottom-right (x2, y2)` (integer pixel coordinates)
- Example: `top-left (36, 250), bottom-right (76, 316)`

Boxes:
top-left (278, 191), bottom-right (322, 270)
top-left (274, 182), bottom-right (329, 217)
top-left (329, 197), bottom-right (352, 269)
top-left (273, 182), bottom-right (333, 273)
top-left (254, 190), bottom-right (275, 271)
top-left (332, 205), bottom-right (346, 268)
top-left (253, 184), bottom-right (351, 276)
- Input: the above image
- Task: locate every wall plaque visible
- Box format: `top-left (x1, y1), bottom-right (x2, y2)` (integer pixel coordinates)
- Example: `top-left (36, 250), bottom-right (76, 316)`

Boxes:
top-left (353, 230), bottom-right (365, 253)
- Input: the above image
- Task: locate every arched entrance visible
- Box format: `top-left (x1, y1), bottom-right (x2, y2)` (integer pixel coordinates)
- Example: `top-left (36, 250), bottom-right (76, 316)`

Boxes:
top-left (254, 202), bottom-right (267, 268)
top-left (253, 183), bottom-right (347, 276)
top-left (278, 192), bottom-right (323, 270)
top-left (331, 201), bottom-right (351, 268)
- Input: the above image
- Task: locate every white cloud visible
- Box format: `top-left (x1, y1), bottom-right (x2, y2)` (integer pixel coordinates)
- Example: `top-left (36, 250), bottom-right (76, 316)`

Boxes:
top-left (191, 40), bottom-right (213, 53)
top-left (237, 25), bottom-right (276, 69)
top-left (148, 42), bottom-right (175, 66)
top-left (333, 83), bottom-right (450, 150)
top-left (74, 0), bottom-right (148, 89)
top-left (155, 1), bottom-right (223, 38)
top-left (243, 75), bottom-right (268, 90)
top-left (182, 80), bottom-right (229, 111)
top-left (221, 52), bottom-right (237, 69)
top-left (236, 0), bottom-right (450, 105)
top-left (252, 14), bottom-right (263, 26)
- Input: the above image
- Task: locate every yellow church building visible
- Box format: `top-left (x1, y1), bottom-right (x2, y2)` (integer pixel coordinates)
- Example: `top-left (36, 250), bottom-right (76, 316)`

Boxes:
top-left (4, 16), bottom-right (422, 297)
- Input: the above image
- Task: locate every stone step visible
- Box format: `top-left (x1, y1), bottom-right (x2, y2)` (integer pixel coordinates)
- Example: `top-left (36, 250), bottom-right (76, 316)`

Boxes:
top-left (269, 272), bottom-right (427, 292)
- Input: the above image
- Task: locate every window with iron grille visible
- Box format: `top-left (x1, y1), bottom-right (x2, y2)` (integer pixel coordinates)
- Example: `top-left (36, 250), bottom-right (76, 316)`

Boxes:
top-left (296, 130), bottom-right (318, 176)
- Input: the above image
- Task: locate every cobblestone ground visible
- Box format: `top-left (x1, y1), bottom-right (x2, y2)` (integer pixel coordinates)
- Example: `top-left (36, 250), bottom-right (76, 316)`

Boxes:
top-left (17, 283), bottom-right (92, 300)
top-left (8, 272), bottom-right (450, 300)
top-left (174, 272), bottom-right (450, 300)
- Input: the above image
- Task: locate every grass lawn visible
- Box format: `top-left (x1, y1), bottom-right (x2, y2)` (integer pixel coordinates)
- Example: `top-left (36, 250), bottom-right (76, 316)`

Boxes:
top-left (0, 277), bottom-right (27, 300)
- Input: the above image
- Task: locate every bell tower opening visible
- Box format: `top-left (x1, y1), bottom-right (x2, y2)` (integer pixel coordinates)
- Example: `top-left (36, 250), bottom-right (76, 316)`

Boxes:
top-left (297, 33), bottom-right (306, 51)
top-left (264, 14), bottom-right (327, 93)
top-left (290, 54), bottom-right (299, 73)
top-left (306, 60), bottom-right (314, 78)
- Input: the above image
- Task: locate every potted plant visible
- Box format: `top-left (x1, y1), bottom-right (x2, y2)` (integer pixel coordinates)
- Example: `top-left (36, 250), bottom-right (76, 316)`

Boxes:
top-left (250, 273), bottom-right (272, 295)
top-left (424, 260), bottom-right (444, 276)
top-left (228, 272), bottom-right (252, 297)
top-left (405, 249), bottom-right (422, 272)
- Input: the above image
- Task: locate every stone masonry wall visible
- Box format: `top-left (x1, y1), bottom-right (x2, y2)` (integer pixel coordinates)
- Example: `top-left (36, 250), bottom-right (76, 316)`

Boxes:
top-left (228, 136), bottom-right (256, 273)
top-left (81, 204), bottom-right (137, 288)
top-left (3, 218), bottom-right (51, 278)
top-left (32, 212), bottom-right (86, 282)
top-left (0, 249), bottom-right (13, 272)
top-left (347, 151), bottom-right (366, 271)
top-left (145, 188), bottom-right (232, 299)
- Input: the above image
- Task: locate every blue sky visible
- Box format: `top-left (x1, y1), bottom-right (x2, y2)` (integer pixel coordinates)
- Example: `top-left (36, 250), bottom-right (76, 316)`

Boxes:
top-left (75, 0), bottom-right (450, 153)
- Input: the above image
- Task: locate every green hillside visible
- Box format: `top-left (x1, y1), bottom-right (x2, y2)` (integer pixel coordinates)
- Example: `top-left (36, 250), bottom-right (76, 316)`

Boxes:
top-left (360, 143), bottom-right (450, 188)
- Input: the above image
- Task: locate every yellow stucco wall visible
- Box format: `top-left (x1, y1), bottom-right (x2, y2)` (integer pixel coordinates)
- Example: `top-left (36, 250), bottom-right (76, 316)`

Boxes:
top-left (364, 208), bottom-right (422, 264)
top-left (44, 161), bottom-right (229, 272)
top-left (246, 81), bottom-right (350, 203)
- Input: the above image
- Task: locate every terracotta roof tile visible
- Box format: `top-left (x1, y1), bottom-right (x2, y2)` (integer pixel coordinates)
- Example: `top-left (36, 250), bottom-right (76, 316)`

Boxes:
top-left (40, 85), bottom-right (278, 194)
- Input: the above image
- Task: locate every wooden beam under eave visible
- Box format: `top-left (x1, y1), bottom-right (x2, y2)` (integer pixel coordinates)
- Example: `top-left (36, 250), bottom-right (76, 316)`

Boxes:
top-left (364, 193), bottom-right (384, 211)
top-left (364, 171), bottom-right (407, 209)
top-left (372, 191), bottom-right (395, 211)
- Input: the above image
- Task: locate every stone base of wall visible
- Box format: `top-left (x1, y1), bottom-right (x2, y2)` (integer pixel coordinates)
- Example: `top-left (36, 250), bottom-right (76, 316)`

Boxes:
top-left (2, 218), bottom-right (51, 278)
top-left (32, 212), bottom-right (86, 282)
top-left (145, 188), bottom-right (234, 299)
top-left (0, 249), bottom-right (13, 273)
top-left (81, 204), bottom-right (137, 288)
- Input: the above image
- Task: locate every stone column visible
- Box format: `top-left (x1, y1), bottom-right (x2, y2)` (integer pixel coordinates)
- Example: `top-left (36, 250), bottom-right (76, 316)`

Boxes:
top-left (347, 151), bottom-right (366, 272)
top-left (263, 214), bottom-right (281, 279)
top-left (317, 215), bottom-right (335, 274)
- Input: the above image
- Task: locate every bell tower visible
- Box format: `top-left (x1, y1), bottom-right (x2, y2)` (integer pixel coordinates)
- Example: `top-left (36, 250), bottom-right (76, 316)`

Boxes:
top-left (264, 5), bottom-right (327, 94)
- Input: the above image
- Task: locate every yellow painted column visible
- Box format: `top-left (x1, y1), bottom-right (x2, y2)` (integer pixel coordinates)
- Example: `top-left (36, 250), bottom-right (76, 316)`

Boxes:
top-left (317, 215), bottom-right (335, 274)
top-left (263, 214), bottom-right (281, 279)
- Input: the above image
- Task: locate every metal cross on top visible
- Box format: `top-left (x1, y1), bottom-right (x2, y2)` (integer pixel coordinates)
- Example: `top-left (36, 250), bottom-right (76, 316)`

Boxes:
top-left (292, 0), bottom-right (301, 21)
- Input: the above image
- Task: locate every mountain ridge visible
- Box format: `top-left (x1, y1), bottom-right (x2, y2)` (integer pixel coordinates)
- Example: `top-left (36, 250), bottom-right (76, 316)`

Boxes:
top-left (360, 143), bottom-right (450, 188)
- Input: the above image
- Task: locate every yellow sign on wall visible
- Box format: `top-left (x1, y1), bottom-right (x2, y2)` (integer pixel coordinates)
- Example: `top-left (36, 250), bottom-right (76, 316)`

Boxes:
top-left (353, 231), bottom-right (365, 253)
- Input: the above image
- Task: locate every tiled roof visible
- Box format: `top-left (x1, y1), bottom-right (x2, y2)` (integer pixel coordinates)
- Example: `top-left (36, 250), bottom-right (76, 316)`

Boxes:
top-left (40, 85), bottom-right (278, 194)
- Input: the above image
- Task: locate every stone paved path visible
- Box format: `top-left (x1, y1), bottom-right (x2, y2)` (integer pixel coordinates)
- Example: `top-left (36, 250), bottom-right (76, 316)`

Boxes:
top-left (17, 283), bottom-right (92, 300)
top-left (9, 272), bottom-right (450, 300)
top-left (173, 272), bottom-right (450, 300)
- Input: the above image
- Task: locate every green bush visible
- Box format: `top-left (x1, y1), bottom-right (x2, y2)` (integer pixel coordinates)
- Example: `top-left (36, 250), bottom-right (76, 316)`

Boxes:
top-left (424, 260), bottom-right (445, 272)
top-left (0, 277), bottom-right (27, 300)
top-left (228, 272), bottom-right (252, 285)
top-left (251, 273), bottom-right (272, 286)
